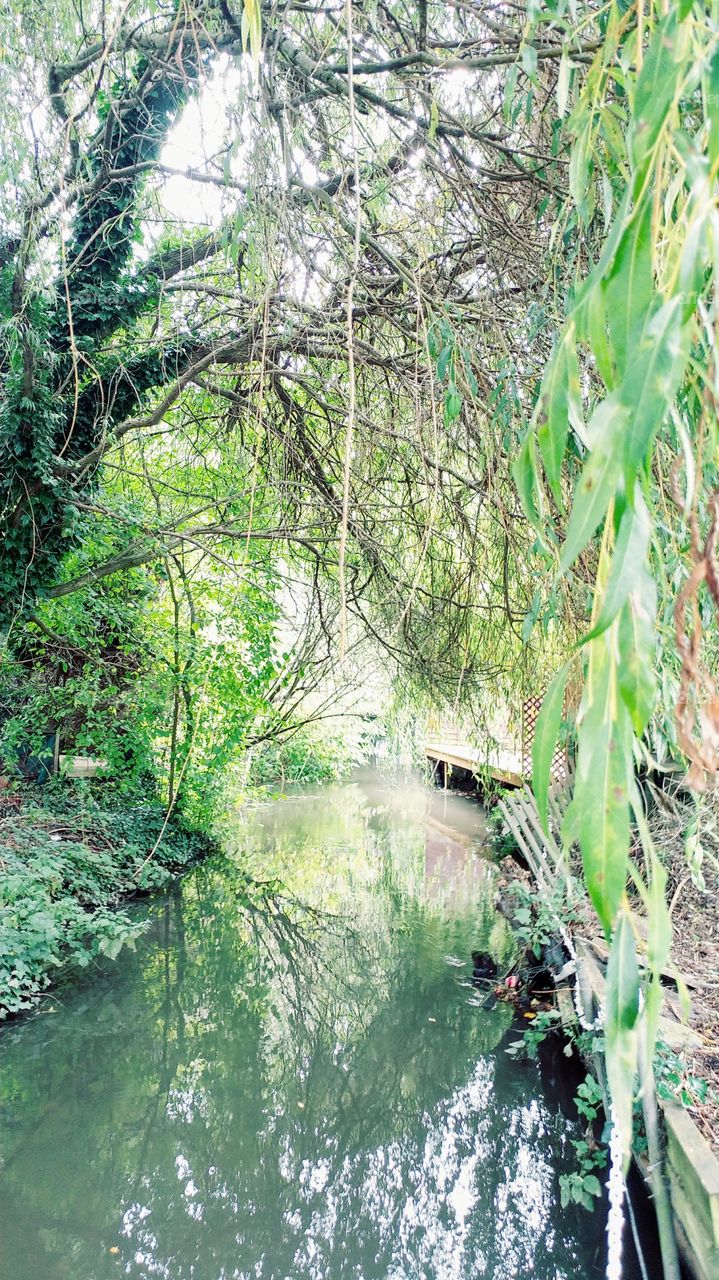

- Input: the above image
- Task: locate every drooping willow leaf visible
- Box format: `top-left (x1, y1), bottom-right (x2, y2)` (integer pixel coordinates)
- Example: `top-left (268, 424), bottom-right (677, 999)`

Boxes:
top-left (605, 910), bottom-right (640, 1158)
top-left (617, 574), bottom-right (657, 736)
top-left (536, 324), bottom-right (583, 507)
top-left (629, 10), bottom-right (685, 182)
top-left (604, 198), bottom-right (654, 380)
top-left (585, 494), bottom-right (651, 641)
top-left (558, 398), bottom-right (628, 573)
top-left (576, 641), bottom-right (632, 937)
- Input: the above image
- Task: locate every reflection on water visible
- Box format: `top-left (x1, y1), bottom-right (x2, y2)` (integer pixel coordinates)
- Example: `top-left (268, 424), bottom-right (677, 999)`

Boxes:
top-left (0, 774), bottom-right (620, 1279)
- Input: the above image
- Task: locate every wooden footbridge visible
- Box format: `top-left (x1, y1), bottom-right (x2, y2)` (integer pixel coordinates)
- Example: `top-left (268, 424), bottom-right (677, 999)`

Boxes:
top-left (425, 698), bottom-right (567, 791)
top-left (425, 739), bottom-right (524, 789)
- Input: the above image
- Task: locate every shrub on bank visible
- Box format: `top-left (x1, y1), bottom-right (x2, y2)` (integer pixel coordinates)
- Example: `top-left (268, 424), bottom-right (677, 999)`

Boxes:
top-left (0, 781), bottom-right (216, 1019)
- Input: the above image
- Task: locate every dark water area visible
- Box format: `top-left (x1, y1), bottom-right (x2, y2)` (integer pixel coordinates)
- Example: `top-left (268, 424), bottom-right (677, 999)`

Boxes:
top-left (0, 774), bottom-right (652, 1279)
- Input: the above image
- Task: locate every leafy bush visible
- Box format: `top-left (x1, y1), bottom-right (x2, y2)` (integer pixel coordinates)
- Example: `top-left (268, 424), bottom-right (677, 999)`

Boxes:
top-left (247, 734), bottom-right (347, 788)
top-left (245, 718), bottom-right (377, 790)
top-left (0, 783), bottom-right (216, 1018)
top-left (485, 807), bottom-right (522, 860)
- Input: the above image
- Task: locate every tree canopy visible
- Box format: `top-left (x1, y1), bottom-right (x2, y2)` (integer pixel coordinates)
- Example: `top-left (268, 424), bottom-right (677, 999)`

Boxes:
top-left (0, 0), bottom-right (572, 699)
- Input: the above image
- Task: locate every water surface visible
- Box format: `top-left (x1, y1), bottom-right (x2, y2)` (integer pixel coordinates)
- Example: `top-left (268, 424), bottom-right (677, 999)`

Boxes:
top-left (0, 775), bottom-right (627, 1279)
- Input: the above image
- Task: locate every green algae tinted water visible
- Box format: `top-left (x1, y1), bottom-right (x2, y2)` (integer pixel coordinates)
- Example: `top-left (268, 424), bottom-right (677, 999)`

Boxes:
top-left (0, 775), bottom-right (647, 1280)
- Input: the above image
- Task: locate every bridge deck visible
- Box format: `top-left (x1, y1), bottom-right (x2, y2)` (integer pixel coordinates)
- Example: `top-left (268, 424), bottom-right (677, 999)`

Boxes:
top-left (424, 740), bottom-right (524, 789)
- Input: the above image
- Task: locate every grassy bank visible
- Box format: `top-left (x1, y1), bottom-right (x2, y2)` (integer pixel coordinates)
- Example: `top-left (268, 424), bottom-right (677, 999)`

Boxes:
top-left (0, 781), bottom-right (217, 1019)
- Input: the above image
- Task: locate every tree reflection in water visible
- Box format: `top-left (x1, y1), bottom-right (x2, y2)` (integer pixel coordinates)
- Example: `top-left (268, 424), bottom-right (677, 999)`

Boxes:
top-left (0, 776), bottom-right (612, 1280)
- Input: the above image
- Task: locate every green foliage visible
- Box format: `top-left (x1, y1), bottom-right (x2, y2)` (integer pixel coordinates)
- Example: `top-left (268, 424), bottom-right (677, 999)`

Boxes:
top-left (1, 0), bottom-right (566, 807)
top-left (504, 938), bottom-right (611, 1212)
top-left (684, 795), bottom-right (717, 890)
top-left (505, 1008), bottom-right (562, 1061)
top-left (505, 1006), bottom-right (608, 1214)
top-left (0, 26), bottom-right (204, 603)
top-left (0, 511), bottom-right (303, 829)
top-left (559, 1151), bottom-right (605, 1213)
top-left (246, 728), bottom-right (355, 789)
top-left (0, 782), bottom-right (216, 1017)
top-left (516, 0), bottom-right (719, 1160)
top-left (0, 566), bottom-right (164, 790)
top-left (508, 880), bottom-right (577, 961)
top-left (63, 53), bottom-right (199, 304)
top-left (560, 1081), bottom-right (608, 1209)
top-left (485, 807), bottom-right (521, 861)
top-left (0, 12), bottom-right (716, 1217)
top-left (654, 1040), bottom-right (714, 1111)
top-left (427, 313), bottom-right (478, 427)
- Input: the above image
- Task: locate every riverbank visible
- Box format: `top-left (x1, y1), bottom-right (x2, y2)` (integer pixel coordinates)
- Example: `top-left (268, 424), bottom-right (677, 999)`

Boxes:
top-left (646, 790), bottom-right (719, 1159)
top-left (0, 781), bottom-right (217, 1019)
top-left (492, 783), bottom-right (719, 1280)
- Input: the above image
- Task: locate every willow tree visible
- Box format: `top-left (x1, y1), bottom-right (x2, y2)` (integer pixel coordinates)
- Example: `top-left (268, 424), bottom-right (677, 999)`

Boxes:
top-left (0, 0), bottom-right (583, 725)
top-left (3, 2), bottom-right (717, 1268)
top-left (516, 5), bottom-right (719, 1277)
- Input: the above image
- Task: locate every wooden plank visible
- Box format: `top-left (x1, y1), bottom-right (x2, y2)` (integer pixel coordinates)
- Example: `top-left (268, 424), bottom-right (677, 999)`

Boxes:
top-left (555, 983), bottom-right (577, 1031)
top-left (586, 933), bottom-right (701, 991)
top-left (664, 1103), bottom-right (719, 1280)
top-left (515, 788), bottom-right (570, 887)
top-left (506, 794), bottom-right (558, 890)
top-left (499, 798), bottom-right (556, 899)
top-left (487, 765), bottom-right (523, 788)
top-left (575, 939), bottom-right (702, 1051)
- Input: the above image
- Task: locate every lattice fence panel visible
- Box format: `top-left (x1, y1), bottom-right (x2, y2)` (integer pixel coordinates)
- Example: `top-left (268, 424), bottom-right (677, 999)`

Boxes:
top-left (521, 695), bottom-right (567, 783)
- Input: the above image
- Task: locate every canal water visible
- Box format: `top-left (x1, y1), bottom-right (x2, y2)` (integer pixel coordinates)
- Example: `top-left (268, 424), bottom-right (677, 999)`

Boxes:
top-left (0, 774), bottom-right (647, 1279)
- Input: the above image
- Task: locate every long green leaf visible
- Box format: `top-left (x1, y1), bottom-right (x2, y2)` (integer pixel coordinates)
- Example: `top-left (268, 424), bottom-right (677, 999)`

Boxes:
top-left (628, 792), bottom-right (672, 1018)
top-left (584, 494), bottom-right (651, 640)
top-left (576, 650), bottom-right (632, 936)
top-left (608, 914), bottom-right (640, 1033)
top-left (241, 0), bottom-right (263, 73)
top-left (646, 858), bottom-right (671, 991)
top-left (583, 283), bottom-right (614, 390)
top-left (573, 184), bottom-right (633, 320)
top-left (569, 120), bottom-right (593, 219)
top-left (559, 398), bottom-right (628, 573)
top-left (512, 429), bottom-right (542, 528)
top-left (605, 911), bottom-right (640, 1158)
top-left (617, 571), bottom-right (657, 734)
top-left (532, 661), bottom-right (570, 833)
top-left (706, 47), bottom-right (719, 172)
top-left (536, 326), bottom-right (583, 506)
top-left (605, 199), bottom-right (654, 380)
top-left (678, 156), bottom-right (713, 314)
top-left (629, 11), bottom-right (682, 178)
top-left (620, 297), bottom-right (691, 482)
